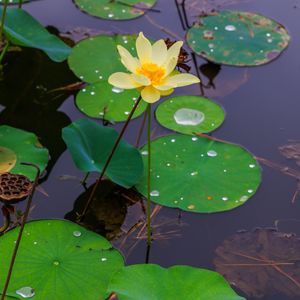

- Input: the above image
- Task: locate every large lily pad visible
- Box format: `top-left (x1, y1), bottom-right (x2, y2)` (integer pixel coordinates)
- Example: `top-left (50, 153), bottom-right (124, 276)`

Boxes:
top-left (74, 0), bottom-right (157, 20)
top-left (108, 264), bottom-right (245, 299)
top-left (214, 228), bottom-right (300, 298)
top-left (136, 134), bottom-right (261, 213)
top-left (0, 126), bottom-right (49, 181)
top-left (155, 96), bottom-right (225, 135)
top-left (186, 11), bottom-right (290, 66)
top-left (76, 81), bottom-right (146, 122)
top-left (0, 219), bottom-right (124, 300)
top-left (0, 8), bottom-right (71, 62)
top-left (68, 34), bottom-right (136, 83)
top-left (62, 119), bottom-right (143, 188)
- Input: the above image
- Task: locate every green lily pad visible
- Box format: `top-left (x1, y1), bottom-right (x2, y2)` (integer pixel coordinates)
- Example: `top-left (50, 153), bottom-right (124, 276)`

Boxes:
top-left (156, 96), bottom-right (225, 135)
top-left (74, 0), bottom-right (157, 20)
top-left (186, 11), bottom-right (290, 66)
top-left (0, 8), bottom-right (71, 62)
top-left (76, 81), bottom-right (146, 122)
top-left (0, 126), bottom-right (49, 181)
top-left (62, 119), bottom-right (143, 188)
top-left (68, 34), bottom-right (136, 83)
top-left (136, 134), bottom-right (261, 213)
top-left (0, 146), bottom-right (16, 173)
top-left (108, 264), bottom-right (245, 300)
top-left (0, 219), bottom-right (124, 300)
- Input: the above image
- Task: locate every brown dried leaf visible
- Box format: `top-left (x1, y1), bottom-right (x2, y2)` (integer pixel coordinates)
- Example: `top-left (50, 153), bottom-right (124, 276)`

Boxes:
top-left (214, 228), bottom-right (300, 298)
top-left (279, 142), bottom-right (300, 167)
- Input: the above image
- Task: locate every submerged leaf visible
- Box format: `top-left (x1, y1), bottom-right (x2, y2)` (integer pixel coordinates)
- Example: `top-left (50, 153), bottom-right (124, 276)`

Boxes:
top-left (108, 264), bottom-right (245, 299)
top-left (0, 8), bottom-right (71, 62)
top-left (135, 134), bottom-right (261, 213)
top-left (62, 119), bottom-right (144, 188)
top-left (214, 228), bottom-right (300, 298)
top-left (0, 220), bottom-right (124, 300)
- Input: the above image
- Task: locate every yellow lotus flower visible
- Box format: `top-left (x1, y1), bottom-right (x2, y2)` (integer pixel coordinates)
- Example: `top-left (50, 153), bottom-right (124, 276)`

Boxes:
top-left (108, 32), bottom-right (200, 103)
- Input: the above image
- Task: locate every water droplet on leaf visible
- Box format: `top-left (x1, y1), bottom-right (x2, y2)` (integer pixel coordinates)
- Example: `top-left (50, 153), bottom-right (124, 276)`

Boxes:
top-left (16, 287), bottom-right (35, 298)
top-left (174, 108), bottom-right (205, 126)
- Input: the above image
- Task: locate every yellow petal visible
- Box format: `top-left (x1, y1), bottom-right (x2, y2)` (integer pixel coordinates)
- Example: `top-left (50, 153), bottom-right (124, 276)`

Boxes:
top-left (117, 45), bottom-right (139, 73)
top-left (108, 72), bottom-right (141, 89)
top-left (136, 32), bottom-right (152, 64)
top-left (160, 88), bottom-right (174, 96)
top-left (141, 86), bottom-right (161, 103)
top-left (151, 39), bottom-right (168, 65)
top-left (131, 73), bottom-right (151, 86)
top-left (163, 57), bottom-right (178, 77)
top-left (163, 73), bottom-right (200, 88)
top-left (166, 41), bottom-right (183, 60)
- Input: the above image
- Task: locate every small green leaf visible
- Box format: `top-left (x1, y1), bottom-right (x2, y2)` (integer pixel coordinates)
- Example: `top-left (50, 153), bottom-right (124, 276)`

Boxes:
top-left (0, 8), bottom-right (71, 62)
top-left (0, 126), bottom-right (49, 181)
top-left (0, 220), bottom-right (124, 300)
top-left (74, 0), bottom-right (157, 20)
top-left (76, 81), bottom-right (146, 122)
top-left (186, 11), bottom-right (290, 66)
top-left (62, 119), bottom-right (144, 188)
top-left (156, 96), bottom-right (225, 135)
top-left (136, 134), bottom-right (261, 213)
top-left (108, 264), bottom-right (245, 300)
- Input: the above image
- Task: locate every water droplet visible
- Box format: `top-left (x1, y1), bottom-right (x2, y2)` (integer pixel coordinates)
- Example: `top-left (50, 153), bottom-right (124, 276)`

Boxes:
top-left (225, 25), bottom-right (236, 31)
top-left (82, 89), bottom-right (86, 92)
top-left (267, 38), bottom-right (273, 43)
top-left (16, 287), bottom-right (35, 298)
top-left (192, 137), bottom-right (198, 141)
top-left (150, 190), bottom-right (160, 197)
top-left (112, 86), bottom-right (124, 93)
top-left (156, 175), bottom-right (160, 178)
top-left (108, 13), bottom-right (114, 18)
top-left (73, 231), bottom-right (81, 237)
top-left (166, 163), bottom-right (171, 167)
top-left (207, 150), bottom-right (217, 157)
top-left (188, 204), bottom-right (195, 210)
top-left (90, 91), bottom-right (95, 96)
top-left (222, 197), bottom-right (229, 201)
top-left (53, 261), bottom-right (60, 266)
top-left (223, 169), bottom-right (227, 173)
top-left (249, 164), bottom-right (256, 168)
top-left (240, 195), bottom-right (248, 202)
top-left (33, 241), bottom-right (37, 245)
top-left (141, 150), bottom-right (148, 156)
top-left (203, 30), bottom-right (214, 39)
top-left (124, 111), bottom-right (130, 115)
top-left (248, 189), bottom-right (254, 193)
top-left (208, 43), bottom-right (214, 48)
top-left (171, 139), bottom-right (176, 143)
top-left (91, 160), bottom-right (95, 164)
top-left (174, 200), bottom-right (178, 204)
top-left (214, 26), bottom-right (219, 30)
top-left (174, 108), bottom-right (205, 126)
top-left (190, 171), bottom-right (198, 176)
top-left (101, 257), bottom-right (107, 262)
top-left (266, 33), bottom-right (271, 37)
top-left (95, 70), bottom-right (99, 73)
top-left (180, 197), bottom-right (184, 200)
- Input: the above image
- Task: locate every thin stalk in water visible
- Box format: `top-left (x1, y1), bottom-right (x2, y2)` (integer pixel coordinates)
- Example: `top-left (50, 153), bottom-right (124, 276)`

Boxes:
top-left (18, 0), bottom-right (23, 8)
top-left (1, 163), bottom-right (40, 300)
top-left (0, 40), bottom-right (9, 65)
top-left (146, 103), bottom-right (152, 246)
top-left (0, 0), bottom-right (9, 40)
top-left (78, 95), bottom-right (142, 221)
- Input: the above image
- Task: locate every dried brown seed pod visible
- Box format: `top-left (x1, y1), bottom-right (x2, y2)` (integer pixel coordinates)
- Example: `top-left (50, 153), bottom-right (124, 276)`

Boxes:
top-left (0, 173), bottom-right (32, 204)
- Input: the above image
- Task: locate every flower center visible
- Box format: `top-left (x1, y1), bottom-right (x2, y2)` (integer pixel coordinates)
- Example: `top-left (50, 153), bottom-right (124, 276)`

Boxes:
top-left (136, 63), bottom-right (165, 85)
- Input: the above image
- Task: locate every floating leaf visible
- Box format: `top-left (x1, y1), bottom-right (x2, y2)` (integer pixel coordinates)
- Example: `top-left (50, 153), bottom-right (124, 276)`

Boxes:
top-left (0, 8), bottom-right (71, 62)
top-left (186, 11), bottom-right (290, 66)
top-left (214, 228), bottom-right (300, 298)
top-left (76, 81), bottom-right (146, 122)
top-left (155, 96), bottom-right (225, 135)
top-left (0, 126), bottom-right (49, 181)
top-left (108, 264), bottom-right (245, 299)
top-left (68, 35), bottom-right (137, 83)
top-left (73, 0), bottom-right (157, 20)
top-left (0, 146), bottom-right (16, 173)
top-left (62, 119), bottom-right (143, 188)
top-left (136, 135), bottom-right (261, 213)
top-left (0, 220), bottom-right (124, 300)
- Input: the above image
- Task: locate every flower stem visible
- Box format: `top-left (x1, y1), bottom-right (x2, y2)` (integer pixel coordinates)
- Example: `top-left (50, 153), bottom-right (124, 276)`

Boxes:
top-left (0, 0), bottom-right (9, 41)
top-left (18, 0), bottom-right (23, 8)
top-left (1, 163), bottom-right (40, 300)
top-left (78, 95), bottom-right (142, 221)
top-left (146, 103), bottom-right (152, 246)
top-left (0, 40), bottom-right (9, 65)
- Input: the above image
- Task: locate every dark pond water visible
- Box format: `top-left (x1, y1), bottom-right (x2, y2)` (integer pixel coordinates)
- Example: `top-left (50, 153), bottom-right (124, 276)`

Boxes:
top-left (1, 0), bottom-right (300, 299)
